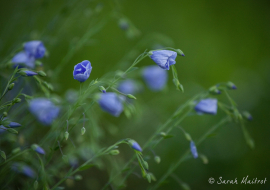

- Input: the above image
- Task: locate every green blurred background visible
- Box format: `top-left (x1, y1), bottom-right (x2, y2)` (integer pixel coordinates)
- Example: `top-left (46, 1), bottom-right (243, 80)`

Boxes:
top-left (0, 0), bottom-right (269, 189)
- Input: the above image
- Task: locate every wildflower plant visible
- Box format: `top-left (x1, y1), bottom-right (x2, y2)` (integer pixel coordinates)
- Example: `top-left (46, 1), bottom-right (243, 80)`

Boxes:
top-left (0, 2), bottom-right (257, 190)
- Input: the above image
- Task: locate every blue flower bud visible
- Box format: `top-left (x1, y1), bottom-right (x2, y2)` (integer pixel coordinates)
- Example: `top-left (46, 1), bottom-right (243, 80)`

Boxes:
top-left (29, 98), bottom-right (60, 126)
top-left (242, 111), bottom-right (253, 121)
top-left (194, 99), bottom-right (217, 115)
top-left (31, 144), bottom-right (45, 155)
top-left (98, 92), bottom-right (123, 117)
top-left (19, 70), bottom-right (38, 77)
top-left (12, 163), bottom-right (36, 178)
top-left (24, 41), bottom-right (46, 59)
top-left (149, 50), bottom-right (177, 70)
top-left (143, 66), bottom-right (168, 91)
top-left (227, 81), bottom-right (237, 90)
top-left (190, 141), bottom-right (198, 159)
top-left (12, 51), bottom-right (35, 68)
top-left (209, 86), bottom-right (221, 95)
top-left (9, 122), bottom-right (21, 128)
top-left (99, 86), bottom-right (106, 93)
top-left (128, 140), bottom-right (142, 152)
top-left (73, 60), bottom-right (92, 82)
top-left (119, 18), bottom-right (129, 30)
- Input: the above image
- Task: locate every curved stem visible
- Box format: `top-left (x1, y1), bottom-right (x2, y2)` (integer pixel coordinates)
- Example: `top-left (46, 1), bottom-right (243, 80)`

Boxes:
top-left (149, 116), bottom-right (231, 190)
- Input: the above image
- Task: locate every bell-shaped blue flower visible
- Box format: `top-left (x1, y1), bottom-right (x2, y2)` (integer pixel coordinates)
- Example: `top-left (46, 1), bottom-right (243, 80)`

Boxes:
top-left (117, 79), bottom-right (138, 94)
top-left (194, 99), bottom-right (217, 115)
top-left (31, 144), bottom-right (45, 155)
top-left (128, 140), bottom-right (142, 152)
top-left (12, 51), bottom-right (35, 68)
top-left (73, 60), bottom-right (92, 82)
top-left (9, 122), bottom-right (21, 128)
top-left (12, 163), bottom-right (36, 178)
top-left (98, 92), bottom-right (123, 117)
top-left (190, 141), bottom-right (198, 158)
top-left (143, 65), bottom-right (168, 91)
top-left (149, 50), bottom-right (177, 70)
top-left (29, 98), bottom-right (60, 126)
top-left (24, 41), bottom-right (46, 59)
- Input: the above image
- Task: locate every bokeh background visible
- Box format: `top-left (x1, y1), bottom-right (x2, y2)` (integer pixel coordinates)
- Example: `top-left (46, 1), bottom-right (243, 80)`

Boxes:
top-left (0, 0), bottom-right (269, 189)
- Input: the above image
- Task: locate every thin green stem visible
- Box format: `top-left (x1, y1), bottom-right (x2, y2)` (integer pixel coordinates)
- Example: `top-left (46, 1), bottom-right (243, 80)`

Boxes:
top-left (150, 116), bottom-right (231, 190)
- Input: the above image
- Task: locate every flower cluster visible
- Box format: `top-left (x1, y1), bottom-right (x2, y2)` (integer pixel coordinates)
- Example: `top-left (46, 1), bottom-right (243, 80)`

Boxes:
top-left (12, 41), bottom-right (46, 68)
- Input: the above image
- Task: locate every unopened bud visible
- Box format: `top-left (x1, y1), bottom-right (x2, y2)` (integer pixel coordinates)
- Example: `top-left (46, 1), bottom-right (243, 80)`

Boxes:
top-left (99, 86), bottom-right (106, 93)
top-left (38, 71), bottom-right (46, 77)
top-left (81, 127), bottom-right (86, 135)
top-left (109, 150), bottom-right (120, 155)
top-left (242, 111), bottom-right (253, 121)
top-left (154, 156), bottom-right (161, 164)
top-left (146, 173), bottom-right (151, 183)
top-left (74, 175), bottom-right (82, 181)
top-left (127, 94), bottom-right (136, 100)
top-left (143, 161), bottom-right (149, 170)
top-left (34, 180), bottom-right (38, 190)
top-left (8, 83), bottom-right (15, 90)
top-left (12, 147), bottom-right (21, 154)
top-left (227, 81), bottom-right (237, 90)
top-left (175, 49), bottom-right (185, 57)
top-left (160, 132), bottom-right (166, 137)
top-left (209, 86), bottom-right (221, 95)
top-left (184, 133), bottom-right (192, 141)
top-left (200, 154), bottom-right (209, 164)
top-left (3, 112), bottom-right (7, 117)
top-left (65, 131), bottom-right (69, 140)
top-left (19, 70), bottom-right (38, 77)
top-left (13, 98), bottom-right (21, 103)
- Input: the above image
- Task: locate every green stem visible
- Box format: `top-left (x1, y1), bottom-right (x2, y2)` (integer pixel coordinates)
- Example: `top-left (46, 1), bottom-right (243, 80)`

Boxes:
top-left (51, 140), bottom-right (125, 190)
top-left (0, 149), bottom-right (29, 167)
top-left (150, 116), bottom-right (231, 190)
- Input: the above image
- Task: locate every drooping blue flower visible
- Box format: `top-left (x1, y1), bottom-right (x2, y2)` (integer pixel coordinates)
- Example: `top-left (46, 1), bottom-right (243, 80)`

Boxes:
top-left (24, 41), bottom-right (46, 59)
top-left (29, 98), bottom-right (60, 126)
top-left (12, 51), bottom-right (35, 68)
top-left (98, 92), bottom-right (123, 117)
top-left (149, 50), bottom-right (177, 70)
top-left (190, 141), bottom-right (198, 159)
top-left (129, 140), bottom-right (142, 152)
top-left (73, 60), bottom-right (92, 82)
top-left (9, 122), bottom-right (21, 128)
top-left (142, 65), bottom-right (168, 91)
top-left (117, 79), bottom-right (138, 94)
top-left (12, 163), bottom-right (36, 178)
top-left (31, 144), bottom-right (45, 155)
top-left (194, 99), bottom-right (217, 115)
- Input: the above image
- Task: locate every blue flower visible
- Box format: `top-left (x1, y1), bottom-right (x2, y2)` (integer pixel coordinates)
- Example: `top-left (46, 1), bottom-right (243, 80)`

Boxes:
top-left (73, 60), bottom-right (92, 82)
top-left (9, 122), bottom-right (21, 128)
top-left (12, 51), bottom-right (35, 68)
top-left (128, 140), bottom-right (142, 152)
top-left (190, 141), bottom-right (198, 159)
top-left (142, 65), bottom-right (168, 91)
top-left (24, 41), bottom-right (46, 59)
top-left (117, 79), bottom-right (138, 94)
top-left (12, 163), bottom-right (36, 178)
top-left (98, 92), bottom-right (123, 117)
top-left (194, 99), bottom-right (217, 115)
top-left (149, 50), bottom-right (177, 70)
top-left (29, 98), bottom-right (60, 126)
top-left (31, 144), bottom-right (45, 155)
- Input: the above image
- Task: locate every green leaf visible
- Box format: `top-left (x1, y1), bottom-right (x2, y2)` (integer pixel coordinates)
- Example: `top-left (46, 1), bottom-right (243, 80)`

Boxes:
top-left (7, 128), bottom-right (18, 134)
top-left (79, 164), bottom-right (95, 171)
